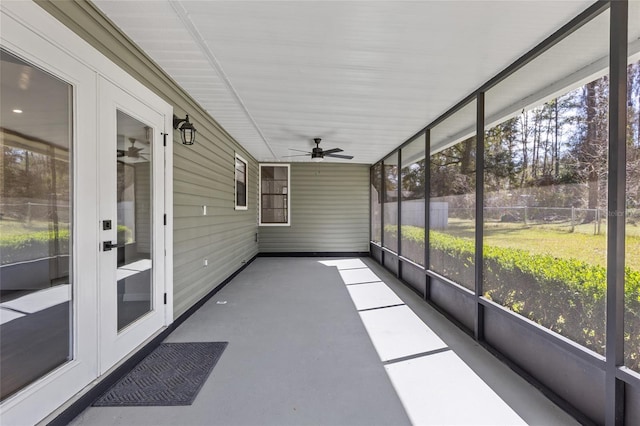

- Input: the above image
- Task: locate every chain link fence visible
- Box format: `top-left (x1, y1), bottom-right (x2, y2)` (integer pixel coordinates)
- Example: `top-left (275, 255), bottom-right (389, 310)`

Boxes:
top-left (484, 206), bottom-right (606, 235)
top-left (0, 199), bottom-right (70, 225)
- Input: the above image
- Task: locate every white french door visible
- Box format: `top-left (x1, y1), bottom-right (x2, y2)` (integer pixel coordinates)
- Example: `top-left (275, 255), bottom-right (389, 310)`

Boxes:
top-left (1, 3), bottom-right (173, 424)
top-left (98, 77), bottom-right (168, 374)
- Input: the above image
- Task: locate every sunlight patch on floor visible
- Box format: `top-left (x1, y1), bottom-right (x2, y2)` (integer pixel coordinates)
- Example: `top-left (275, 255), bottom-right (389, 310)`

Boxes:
top-left (0, 284), bottom-right (70, 317)
top-left (320, 258), bottom-right (526, 426)
top-left (336, 268), bottom-right (381, 285)
top-left (385, 351), bottom-right (526, 425)
top-left (359, 305), bottom-right (447, 362)
top-left (346, 282), bottom-right (403, 311)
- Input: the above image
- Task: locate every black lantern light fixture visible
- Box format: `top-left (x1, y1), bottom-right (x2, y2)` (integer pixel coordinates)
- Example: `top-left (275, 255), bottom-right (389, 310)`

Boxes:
top-left (173, 114), bottom-right (197, 145)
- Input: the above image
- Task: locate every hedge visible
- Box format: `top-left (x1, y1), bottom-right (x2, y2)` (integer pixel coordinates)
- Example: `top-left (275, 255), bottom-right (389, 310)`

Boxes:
top-left (1, 229), bottom-right (70, 265)
top-left (386, 225), bottom-right (640, 371)
top-left (0, 225), bottom-right (130, 265)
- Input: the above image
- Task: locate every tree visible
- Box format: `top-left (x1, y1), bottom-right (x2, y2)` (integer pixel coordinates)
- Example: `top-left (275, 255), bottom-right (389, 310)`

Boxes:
top-left (401, 158), bottom-right (425, 200)
top-left (569, 77), bottom-right (608, 222)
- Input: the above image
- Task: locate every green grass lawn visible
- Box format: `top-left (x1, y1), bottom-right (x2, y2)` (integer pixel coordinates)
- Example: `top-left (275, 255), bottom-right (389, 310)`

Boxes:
top-left (442, 218), bottom-right (640, 271)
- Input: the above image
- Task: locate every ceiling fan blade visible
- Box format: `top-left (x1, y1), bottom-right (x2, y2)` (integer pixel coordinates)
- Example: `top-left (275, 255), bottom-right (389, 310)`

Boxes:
top-left (117, 150), bottom-right (125, 157)
top-left (325, 153), bottom-right (354, 159)
top-left (282, 154), bottom-right (309, 158)
top-left (322, 148), bottom-right (343, 155)
top-left (288, 148), bottom-right (311, 153)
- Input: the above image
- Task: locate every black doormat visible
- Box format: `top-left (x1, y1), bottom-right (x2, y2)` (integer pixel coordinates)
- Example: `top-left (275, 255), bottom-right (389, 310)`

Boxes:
top-left (93, 342), bottom-right (228, 406)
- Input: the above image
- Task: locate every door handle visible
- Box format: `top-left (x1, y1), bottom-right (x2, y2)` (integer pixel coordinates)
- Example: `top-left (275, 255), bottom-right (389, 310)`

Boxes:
top-left (102, 240), bottom-right (124, 251)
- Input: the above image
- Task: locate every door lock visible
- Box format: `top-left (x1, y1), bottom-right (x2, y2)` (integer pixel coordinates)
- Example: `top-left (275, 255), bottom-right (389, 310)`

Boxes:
top-left (102, 240), bottom-right (123, 251)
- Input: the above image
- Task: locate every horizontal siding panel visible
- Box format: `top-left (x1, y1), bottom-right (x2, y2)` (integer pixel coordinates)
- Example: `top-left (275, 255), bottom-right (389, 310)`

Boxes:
top-left (173, 205), bottom-right (242, 217)
top-left (259, 163), bottom-right (369, 253)
top-left (173, 180), bottom-right (234, 198)
top-left (174, 224), bottom-right (256, 245)
top-left (174, 235), bottom-right (256, 275)
top-left (172, 199), bottom-right (237, 211)
top-left (174, 166), bottom-right (235, 192)
top-left (173, 156), bottom-right (233, 178)
top-left (174, 173), bottom-right (235, 192)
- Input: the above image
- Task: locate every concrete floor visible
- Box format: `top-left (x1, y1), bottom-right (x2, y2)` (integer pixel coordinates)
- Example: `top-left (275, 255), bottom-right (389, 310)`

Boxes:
top-left (70, 257), bottom-right (579, 426)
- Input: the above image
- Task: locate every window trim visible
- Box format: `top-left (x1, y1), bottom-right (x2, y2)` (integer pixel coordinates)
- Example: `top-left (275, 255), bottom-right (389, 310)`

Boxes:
top-left (234, 153), bottom-right (248, 211)
top-left (258, 163), bottom-right (291, 226)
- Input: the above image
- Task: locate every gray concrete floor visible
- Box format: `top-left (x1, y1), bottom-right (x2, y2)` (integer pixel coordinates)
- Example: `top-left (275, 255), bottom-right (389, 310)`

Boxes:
top-left (70, 257), bottom-right (579, 426)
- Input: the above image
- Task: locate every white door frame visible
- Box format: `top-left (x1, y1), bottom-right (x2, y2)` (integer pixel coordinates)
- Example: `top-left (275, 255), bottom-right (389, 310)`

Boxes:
top-left (0, 3), bottom-right (173, 425)
top-left (98, 76), bottom-right (169, 373)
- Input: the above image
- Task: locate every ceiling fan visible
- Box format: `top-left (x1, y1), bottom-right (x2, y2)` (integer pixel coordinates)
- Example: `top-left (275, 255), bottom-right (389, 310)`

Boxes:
top-left (117, 138), bottom-right (149, 162)
top-left (287, 138), bottom-right (353, 162)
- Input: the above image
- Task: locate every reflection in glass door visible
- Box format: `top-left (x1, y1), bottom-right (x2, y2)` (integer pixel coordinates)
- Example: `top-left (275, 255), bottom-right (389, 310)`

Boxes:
top-left (0, 48), bottom-right (73, 401)
top-left (115, 111), bottom-right (153, 331)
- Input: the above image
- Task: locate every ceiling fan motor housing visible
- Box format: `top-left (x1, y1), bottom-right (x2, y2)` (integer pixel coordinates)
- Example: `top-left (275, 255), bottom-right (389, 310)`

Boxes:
top-left (311, 147), bottom-right (323, 159)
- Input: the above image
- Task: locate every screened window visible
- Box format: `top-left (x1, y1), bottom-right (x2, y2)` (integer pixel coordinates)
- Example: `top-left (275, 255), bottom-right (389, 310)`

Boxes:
top-left (400, 134), bottom-right (426, 265)
top-left (625, 1), bottom-right (640, 373)
top-left (259, 164), bottom-right (290, 225)
top-left (429, 101), bottom-right (477, 290)
top-left (371, 162), bottom-right (382, 244)
top-left (483, 8), bottom-right (609, 355)
top-left (383, 152), bottom-right (399, 252)
top-left (235, 154), bottom-right (248, 210)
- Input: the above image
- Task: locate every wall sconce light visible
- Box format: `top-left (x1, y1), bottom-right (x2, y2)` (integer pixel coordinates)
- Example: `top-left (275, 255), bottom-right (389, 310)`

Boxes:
top-left (173, 114), bottom-right (197, 145)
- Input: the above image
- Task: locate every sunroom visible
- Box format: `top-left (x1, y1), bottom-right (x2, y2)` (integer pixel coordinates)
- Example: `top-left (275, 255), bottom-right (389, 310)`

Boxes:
top-left (0, 1), bottom-right (638, 425)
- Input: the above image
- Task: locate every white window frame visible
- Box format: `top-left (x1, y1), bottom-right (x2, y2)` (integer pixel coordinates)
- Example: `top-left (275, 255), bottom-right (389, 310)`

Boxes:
top-left (234, 153), bottom-right (248, 210)
top-left (259, 163), bottom-right (290, 226)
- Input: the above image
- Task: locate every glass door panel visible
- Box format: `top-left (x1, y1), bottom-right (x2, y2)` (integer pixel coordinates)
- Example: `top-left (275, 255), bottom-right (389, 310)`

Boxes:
top-left (0, 48), bottom-right (73, 401)
top-left (116, 111), bottom-right (152, 331)
top-left (98, 76), bottom-right (166, 374)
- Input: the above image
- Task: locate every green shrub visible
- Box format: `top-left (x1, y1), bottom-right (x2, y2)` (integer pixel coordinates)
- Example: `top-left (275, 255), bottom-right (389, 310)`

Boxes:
top-left (386, 224), bottom-right (640, 370)
top-left (0, 229), bottom-right (71, 264)
top-left (1, 225), bottom-right (134, 265)
top-left (117, 225), bottom-right (133, 244)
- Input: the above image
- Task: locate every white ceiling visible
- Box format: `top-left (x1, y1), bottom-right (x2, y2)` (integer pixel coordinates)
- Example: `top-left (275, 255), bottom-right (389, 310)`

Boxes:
top-left (92, 0), bottom-right (594, 164)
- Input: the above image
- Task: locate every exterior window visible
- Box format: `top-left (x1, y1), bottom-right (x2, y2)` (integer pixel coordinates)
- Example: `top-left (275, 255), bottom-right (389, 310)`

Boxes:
top-left (235, 154), bottom-right (248, 210)
top-left (259, 164), bottom-right (290, 225)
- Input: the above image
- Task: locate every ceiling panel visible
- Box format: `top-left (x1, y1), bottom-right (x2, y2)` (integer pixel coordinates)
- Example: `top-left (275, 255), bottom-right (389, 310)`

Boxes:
top-left (93, 0), bottom-right (594, 164)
